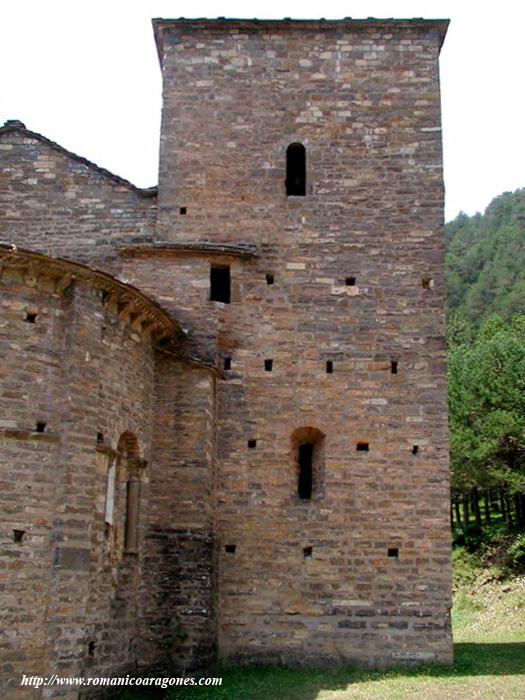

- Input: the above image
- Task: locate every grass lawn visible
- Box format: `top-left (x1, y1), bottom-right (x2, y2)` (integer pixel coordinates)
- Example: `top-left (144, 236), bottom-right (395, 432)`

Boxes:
top-left (163, 640), bottom-right (525, 699)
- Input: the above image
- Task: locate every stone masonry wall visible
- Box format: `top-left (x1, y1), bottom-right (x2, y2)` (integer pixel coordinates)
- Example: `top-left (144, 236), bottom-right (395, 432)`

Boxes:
top-left (0, 268), bottom-right (64, 692)
top-left (0, 125), bottom-right (156, 275)
top-left (138, 357), bottom-right (216, 673)
top-left (0, 254), bottom-right (165, 696)
top-left (152, 19), bottom-right (452, 667)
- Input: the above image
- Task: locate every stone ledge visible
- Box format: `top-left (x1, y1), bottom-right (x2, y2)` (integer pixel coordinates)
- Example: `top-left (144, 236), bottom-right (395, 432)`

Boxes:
top-left (0, 428), bottom-right (60, 443)
top-left (118, 241), bottom-right (259, 259)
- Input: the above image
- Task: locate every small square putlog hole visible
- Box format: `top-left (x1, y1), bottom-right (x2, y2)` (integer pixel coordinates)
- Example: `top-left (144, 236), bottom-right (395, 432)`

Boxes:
top-left (345, 276), bottom-right (356, 286)
top-left (390, 360), bottom-right (398, 374)
top-left (35, 422), bottom-right (46, 433)
top-left (326, 361), bottom-right (333, 374)
top-left (179, 207), bottom-right (187, 215)
top-left (225, 544), bottom-right (236, 554)
top-left (97, 432), bottom-right (104, 444)
top-left (223, 356), bottom-right (231, 370)
top-left (266, 273), bottom-right (274, 285)
top-left (356, 441), bottom-right (369, 452)
top-left (248, 439), bottom-right (257, 449)
top-left (421, 277), bottom-right (433, 289)
top-left (412, 445), bottom-right (419, 455)
top-left (13, 529), bottom-right (25, 543)
top-left (264, 359), bottom-right (273, 372)
top-left (388, 548), bottom-right (399, 558)
top-left (303, 546), bottom-right (313, 558)
top-left (24, 312), bottom-right (37, 323)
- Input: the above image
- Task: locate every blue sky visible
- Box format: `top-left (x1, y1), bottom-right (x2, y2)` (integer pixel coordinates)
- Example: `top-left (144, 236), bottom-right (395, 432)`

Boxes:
top-left (1, 0), bottom-right (524, 221)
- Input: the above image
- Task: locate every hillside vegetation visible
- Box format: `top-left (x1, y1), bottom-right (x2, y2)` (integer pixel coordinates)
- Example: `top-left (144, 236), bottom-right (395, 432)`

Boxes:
top-left (446, 188), bottom-right (525, 329)
top-left (446, 192), bottom-right (525, 580)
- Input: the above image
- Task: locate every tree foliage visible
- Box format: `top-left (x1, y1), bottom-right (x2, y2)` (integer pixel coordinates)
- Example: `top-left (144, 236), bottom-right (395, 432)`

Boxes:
top-left (446, 188), bottom-right (525, 330)
top-left (448, 316), bottom-right (525, 531)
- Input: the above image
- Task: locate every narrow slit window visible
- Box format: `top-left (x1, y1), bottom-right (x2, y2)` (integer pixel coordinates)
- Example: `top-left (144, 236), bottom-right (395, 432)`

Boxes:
top-left (391, 360), bottom-right (398, 375)
top-left (225, 544), bottom-right (236, 554)
top-left (124, 480), bottom-right (140, 553)
top-left (286, 143), bottom-right (306, 196)
top-left (264, 359), bottom-right (273, 372)
top-left (292, 427), bottom-right (325, 500)
top-left (326, 361), bottom-right (333, 374)
top-left (266, 273), bottom-right (274, 285)
top-left (210, 266), bottom-right (231, 303)
top-left (97, 432), bottom-right (104, 444)
top-left (298, 442), bottom-right (313, 499)
top-left (224, 356), bottom-right (231, 370)
top-left (356, 441), bottom-right (369, 452)
top-left (303, 546), bottom-right (313, 558)
top-left (412, 445), bottom-right (419, 455)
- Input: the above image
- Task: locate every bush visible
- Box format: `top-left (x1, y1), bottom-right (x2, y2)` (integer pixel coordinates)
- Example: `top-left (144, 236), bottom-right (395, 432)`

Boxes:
top-left (508, 533), bottom-right (525, 571)
top-left (454, 524), bottom-right (525, 576)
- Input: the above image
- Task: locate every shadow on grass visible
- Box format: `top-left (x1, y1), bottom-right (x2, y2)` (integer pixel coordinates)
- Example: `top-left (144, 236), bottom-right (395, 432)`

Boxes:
top-left (117, 643), bottom-right (525, 700)
top-left (454, 641), bottom-right (525, 674)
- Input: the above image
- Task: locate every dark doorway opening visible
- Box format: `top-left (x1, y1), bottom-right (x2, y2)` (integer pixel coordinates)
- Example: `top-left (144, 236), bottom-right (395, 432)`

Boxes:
top-left (210, 266), bottom-right (231, 303)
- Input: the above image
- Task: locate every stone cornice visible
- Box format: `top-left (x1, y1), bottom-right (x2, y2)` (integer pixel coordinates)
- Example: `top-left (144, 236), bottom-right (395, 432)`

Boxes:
top-left (118, 242), bottom-right (259, 259)
top-left (0, 244), bottom-right (185, 345)
top-left (153, 18), bottom-right (450, 65)
top-left (155, 346), bottom-right (224, 378)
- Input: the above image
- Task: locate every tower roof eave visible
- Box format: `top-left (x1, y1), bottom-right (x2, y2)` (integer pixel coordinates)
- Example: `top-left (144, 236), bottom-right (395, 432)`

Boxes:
top-left (151, 17), bottom-right (450, 65)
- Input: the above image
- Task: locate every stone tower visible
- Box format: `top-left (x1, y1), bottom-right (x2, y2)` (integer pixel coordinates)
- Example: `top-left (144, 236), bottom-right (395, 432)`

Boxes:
top-left (143, 17), bottom-right (452, 666)
top-left (0, 17), bottom-right (451, 694)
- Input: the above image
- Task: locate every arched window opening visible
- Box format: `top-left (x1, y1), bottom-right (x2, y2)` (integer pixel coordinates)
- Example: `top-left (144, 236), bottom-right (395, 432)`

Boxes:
top-left (291, 427), bottom-right (325, 500)
top-left (106, 432), bottom-right (145, 555)
top-left (118, 432), bottom-right (140, 459)
top-left (286, 143), bottom-right (306, 196)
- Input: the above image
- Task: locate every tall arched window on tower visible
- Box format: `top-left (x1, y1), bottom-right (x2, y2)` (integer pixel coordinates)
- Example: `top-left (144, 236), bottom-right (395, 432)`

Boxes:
top-left (286, 143), bottom-right (306, 196)
top-left (291, 427), bottom-right (325, 500)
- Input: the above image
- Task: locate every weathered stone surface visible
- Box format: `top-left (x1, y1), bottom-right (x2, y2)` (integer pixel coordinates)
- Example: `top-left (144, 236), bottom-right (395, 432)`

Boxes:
top-left (0, 16), bottom-right (452, 697)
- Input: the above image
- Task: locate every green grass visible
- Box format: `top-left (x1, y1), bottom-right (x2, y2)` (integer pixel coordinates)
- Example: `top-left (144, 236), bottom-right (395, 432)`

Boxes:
top-left (120, 548), bottom-right (525, 699)
top-left (161, 643), bottom-right (525, 699)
